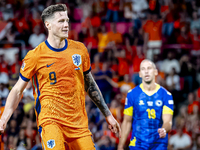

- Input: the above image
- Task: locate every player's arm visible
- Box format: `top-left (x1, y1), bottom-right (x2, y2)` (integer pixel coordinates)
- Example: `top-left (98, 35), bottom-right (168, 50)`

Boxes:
top-left (84, 72), bottom-right (121, 135)
top-left (0, 77), bottom-right (28, 133)
top-left (158, 114), bottom-right (173, 138)
top-left (118, 115), bottom-right (132, 150)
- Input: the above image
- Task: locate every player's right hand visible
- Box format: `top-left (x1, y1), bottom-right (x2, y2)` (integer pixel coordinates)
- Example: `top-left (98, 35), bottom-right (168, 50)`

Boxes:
top-left (0, 119), bottom-right (6, 135)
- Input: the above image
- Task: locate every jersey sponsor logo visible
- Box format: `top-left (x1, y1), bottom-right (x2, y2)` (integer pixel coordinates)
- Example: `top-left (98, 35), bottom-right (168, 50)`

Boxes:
top-left (47, 62), bottom-right (55, 68)
top-left (168, 100), bottom-right (174, 104)
top-left (155, 100), bottom-right (162, 107)
top-left (147, 101), bottom-right (153, 106)
top-left (72, 54), bottom-right (82, 67)
top-left (139, 100), bottom-right (144, 105)
top-left (21, 61), bottom-right (25, 71)
top-left (47, 139), bottom-right (55, 149)
top-left (125, 98), bottom-right (128, 105)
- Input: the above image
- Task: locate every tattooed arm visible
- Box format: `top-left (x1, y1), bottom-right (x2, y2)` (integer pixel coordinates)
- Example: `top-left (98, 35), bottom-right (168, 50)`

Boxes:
top-left (84, 72), bottom-right (111, 117)
top-left (84, 72), bottom-right (121, 136)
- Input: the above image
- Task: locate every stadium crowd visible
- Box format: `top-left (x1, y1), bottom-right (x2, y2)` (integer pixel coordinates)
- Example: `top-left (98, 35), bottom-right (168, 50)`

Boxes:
top-left (0, 0), bottom-right (200, 149)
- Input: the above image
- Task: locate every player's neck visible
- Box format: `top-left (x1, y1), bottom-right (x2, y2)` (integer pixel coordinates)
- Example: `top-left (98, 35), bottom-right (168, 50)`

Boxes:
top-left (47, 36), bottom-right (66, 49)
top-left (142, 82), bottom-right (157, 92)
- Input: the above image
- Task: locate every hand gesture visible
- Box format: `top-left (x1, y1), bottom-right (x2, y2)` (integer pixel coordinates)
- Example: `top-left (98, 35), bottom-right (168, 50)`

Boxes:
top-left (106, 115), bottom-right (121, 137)
top-left (0, 119), bottom-right (6, 135)
top-left (158, 128), bottom-right (166, 138)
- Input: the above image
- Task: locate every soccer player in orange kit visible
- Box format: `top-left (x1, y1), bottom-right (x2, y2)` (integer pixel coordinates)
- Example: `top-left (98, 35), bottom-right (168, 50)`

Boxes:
top-left (0, 4), bottom-right (121, 150)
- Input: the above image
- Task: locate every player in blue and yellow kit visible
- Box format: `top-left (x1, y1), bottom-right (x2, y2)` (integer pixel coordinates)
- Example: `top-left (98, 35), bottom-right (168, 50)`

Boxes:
top-left (118, 59), bottom-right (174, 150)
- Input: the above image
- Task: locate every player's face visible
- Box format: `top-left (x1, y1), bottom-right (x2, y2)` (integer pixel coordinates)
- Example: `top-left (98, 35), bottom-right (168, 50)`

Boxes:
top-left (49, 11), bottom-right (69, 39)
top-left (139, 61), bottom-right (158, 84)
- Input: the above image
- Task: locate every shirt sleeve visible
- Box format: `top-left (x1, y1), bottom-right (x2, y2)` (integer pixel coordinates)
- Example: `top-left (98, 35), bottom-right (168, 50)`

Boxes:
top-left (20, 50), bottom-right (37, 82)
top-left (162, 90), bottom-right (174, 115)
top-left (81, 43), bottom-right (91, 74)
top-left (124, 91), bottom-right (134, 116)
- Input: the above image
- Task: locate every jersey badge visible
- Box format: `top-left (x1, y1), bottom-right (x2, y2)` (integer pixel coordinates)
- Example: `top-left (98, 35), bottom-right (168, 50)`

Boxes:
top-left (47, 139), bottom-right (55, 149)
top-left (155, 100), bottom-right (163, 107)
top-left (72, 54), bottom-right (82, 67)
top-left (139, 100), bottom-right (144, 105)
top-left (21, 61), bottom-right (25, 71)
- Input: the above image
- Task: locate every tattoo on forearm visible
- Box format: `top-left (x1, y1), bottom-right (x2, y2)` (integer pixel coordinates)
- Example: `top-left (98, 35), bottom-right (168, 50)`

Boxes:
top-left (84, 72), bottom-right (111, 117)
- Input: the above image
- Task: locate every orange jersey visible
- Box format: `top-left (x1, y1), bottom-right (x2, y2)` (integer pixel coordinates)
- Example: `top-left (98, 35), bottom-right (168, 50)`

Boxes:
top-left (20, 39), bottom-right (91, 138)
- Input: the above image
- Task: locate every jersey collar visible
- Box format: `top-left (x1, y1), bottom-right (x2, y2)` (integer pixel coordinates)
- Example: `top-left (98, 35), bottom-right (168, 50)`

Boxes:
top-left (139, 83), bottom-right (160, 96)
top-left (45, 39), bottom-right (68, 52)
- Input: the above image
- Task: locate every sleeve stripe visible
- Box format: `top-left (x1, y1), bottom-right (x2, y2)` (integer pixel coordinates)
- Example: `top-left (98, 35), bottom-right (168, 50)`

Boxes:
top-left (163, 105), bottom-right (173, 115)
top-left (20, 73), bottom-right (30, 82)
top-left (83, 67), bottom-right (91, 75)
top-left (124, 106), bottom-right (133, 116)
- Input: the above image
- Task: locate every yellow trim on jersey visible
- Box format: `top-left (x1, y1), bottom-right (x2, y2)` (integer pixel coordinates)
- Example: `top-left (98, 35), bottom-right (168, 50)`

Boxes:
top-left (139, 83), bottom-right (160, 96)
top-left (163, 105), bottom-right (173, 115)
top-left (129, 137), bottom-right (136, 147)
top-left (124, 107), bottom-right (133, 116)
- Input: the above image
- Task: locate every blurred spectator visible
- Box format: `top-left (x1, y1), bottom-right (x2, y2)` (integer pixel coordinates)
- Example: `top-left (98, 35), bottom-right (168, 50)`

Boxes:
top-left (7, 119), bottom-right (19, 137)
top-left (109, 99), bottom-right (122, 123)
top-left (131, 0), bottom-right (149, 19)
top-left (93, 61), bottom-right (113, 104)
top-left (0, 2), bottom-right (14, 21)
top-left (9, 52), bottom-right (22, 80)
top-left (190, 28), bottom-right (200, 56)
top-left (114, 49), bottom-right (129, 78)
top-left (166, 68), bottom-right (180, 91)
top-left (97, 24), bottom-right (109, 53)
top-left (85, 27), bottom-right (98, 61)
top-left (30, 0), bottom-right (44, 15)
top-left (177, 26), bottom-right (192, 44)
top-left (0, 51), bottom-right (9, 74)
top-left (132, 46), bottom-right (144, 85)
top-left (0, 83), bottom-right (9, 102)
top-left (169, 125), bottom-right (192, 150)
top-left (105, 0), bottom-right (121, 22)
top-left (187, 92), bottom-right (199, 115)
top-left (107, 22), bottom-right (123, 45)
top-left (28, 25), bottom-right (46, 49)
top-left (68, 24), bottom-right (78, 41)
top-left (124, 26), bottom-right (137, 46)
top-left (161, 51), bottom-right (180, 75)
top-left (143, 13), bottom-right (163, 60)
top-left (192, 134), bottom-right (200, 150)
top-left (13, 128), bottom-right (31, 150)
top-left (179, 55), bottom-right (195, 93)
top-left (190, 11), bottom-right (200, 32)
top-left (161, 0), bottom-right (175, 37)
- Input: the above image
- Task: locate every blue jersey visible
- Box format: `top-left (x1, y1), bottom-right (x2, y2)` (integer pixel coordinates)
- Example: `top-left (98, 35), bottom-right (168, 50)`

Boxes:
top-left (124, 83), bottom-right (174, 149)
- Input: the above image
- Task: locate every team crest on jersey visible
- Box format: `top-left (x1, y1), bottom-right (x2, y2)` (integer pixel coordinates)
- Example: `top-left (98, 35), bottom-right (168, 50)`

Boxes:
top-left (47, 139), bottom-right (55, 149)
top-left (21, 61), bottom-right (25, 71)
top-left (72, 54), bottom-right (82, 67)
top-left (155, 100), bottom-right (163, 107)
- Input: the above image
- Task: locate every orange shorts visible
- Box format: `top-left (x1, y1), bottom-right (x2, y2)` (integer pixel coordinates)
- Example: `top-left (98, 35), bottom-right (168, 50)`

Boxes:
top-left (40, 122), bottom-right (95, 150)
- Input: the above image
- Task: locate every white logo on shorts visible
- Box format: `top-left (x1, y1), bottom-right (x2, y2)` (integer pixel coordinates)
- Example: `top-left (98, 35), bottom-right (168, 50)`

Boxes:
top-left (47, 139), bottom-right (55, 149)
